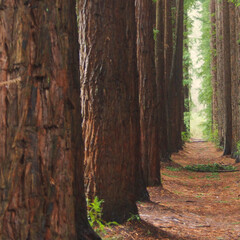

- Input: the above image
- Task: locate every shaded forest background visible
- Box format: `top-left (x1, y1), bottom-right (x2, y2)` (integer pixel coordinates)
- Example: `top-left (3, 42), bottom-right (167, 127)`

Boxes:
top-left (0, 0), bottom-right (239, 239)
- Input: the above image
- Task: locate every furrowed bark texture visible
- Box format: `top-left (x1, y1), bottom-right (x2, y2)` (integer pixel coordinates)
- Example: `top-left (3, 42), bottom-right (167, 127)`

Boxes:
top-left (136, 0), bottom-right (160, 186)
top-left (230, 4), bottom-right (240, 162)
top-left (0, 1), bottom-right (99, 239)
top-left (215, 0), bottom-right (224, 146)
top-left (222, 0), bottom-right (232, 155)
top-left (164, 0), bottom-right (173, 154)
top-left (79, 0), bottom-right (148, 223)
top-left (168, 0), bottom-right (184, 153)
top-left (155, 0), bottom-right (169, 160)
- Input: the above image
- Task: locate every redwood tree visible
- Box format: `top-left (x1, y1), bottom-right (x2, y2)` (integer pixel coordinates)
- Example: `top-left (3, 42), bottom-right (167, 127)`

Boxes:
top-left (155, 0), bottom-right (169, 160)
top-left (168, 0), bottom-right (184, 152)
top-left (79, 0), bottom-right (148, 222)
top-left (0, 1), bottom-right (99, 239)
top-left (136, 0), bottom-right (160, 186)
top-left (215, 0), bottom-right (225, 146)
top-left (222, 0), bottom-right (232, 155)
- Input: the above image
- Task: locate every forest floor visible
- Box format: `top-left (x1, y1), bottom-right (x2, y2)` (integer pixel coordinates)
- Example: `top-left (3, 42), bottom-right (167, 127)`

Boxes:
top-left (102, 141), bottom-right (240, 240)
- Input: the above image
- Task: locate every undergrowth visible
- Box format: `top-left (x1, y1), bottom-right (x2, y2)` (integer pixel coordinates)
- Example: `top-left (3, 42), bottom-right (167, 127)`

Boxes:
top-left (87, 196), bottom-right (118, 235)
top-left (184, 163), bottom-right (236, 172)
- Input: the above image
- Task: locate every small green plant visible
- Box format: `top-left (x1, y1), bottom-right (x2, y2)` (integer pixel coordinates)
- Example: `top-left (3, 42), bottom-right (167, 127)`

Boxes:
top-left (235, 140), bottom-right (240, 156)
top-left (181, 131), bottom-right (191, 142)
top-left (127, 214), bottom-right (140, 222)
top-left (153, 28), bottom-right (159, 41)
top-left (87, 196), bottom-right (105, 233)
top-left (162, 173), bottom-right (178, 178)
top-left (184, 163), bottom-right (236, 172)
top-left (196, 193), bottom-right (204, 198)
top-left (87, 196), bottom-right (118, 234)
top-left (166, 166), bottom-right (181, 171)
top-left (147, 230), bottom-right (152, 235)
top-left (174, 191), bottom-right (183, 195)
top-left (205, 172), bottom-right (220, 179)
top-left (231, 222), bottom-right (240, 225)
top-left (215, 200), bottom-right (229, 204)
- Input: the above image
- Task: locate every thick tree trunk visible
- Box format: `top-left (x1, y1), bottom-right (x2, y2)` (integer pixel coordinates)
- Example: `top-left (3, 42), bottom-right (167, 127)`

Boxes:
top-left (0, 1), bottom-right (99, 240)
top-left (236, 7), bottom-right (240, 162)
top-left (164, 0), bottom-right (173, 153)
top-left (222, 0), bottom-right (232, 155)
top-left (79, 0), bottom-right (148, 223)
top-left (230, 3), bottom-right (240, 162)
top-left (136, 0), bottom-right (160, 186)
top-left (168, 0), bottom-right (184, 152)
top-left (155, 0), bottom-right (169, 161)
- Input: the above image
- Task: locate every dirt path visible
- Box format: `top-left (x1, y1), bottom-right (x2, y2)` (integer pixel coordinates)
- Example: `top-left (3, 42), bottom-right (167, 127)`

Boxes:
top-left (139, 142), bottom-right (240, 240)
top-left (103, 142), bottom-right (240, 239)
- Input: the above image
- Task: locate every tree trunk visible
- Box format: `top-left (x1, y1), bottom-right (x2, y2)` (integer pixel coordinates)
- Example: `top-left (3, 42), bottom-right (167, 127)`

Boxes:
top-left (230, 3), bottom-right (240, 162)
top-left (210, 0), bottom-right (218, 137)
top-left (222, 0), bottom-right (232, 155)
top-left (0, 1), bottom-right (99, 239)
top-left (155, 0), bottom-right (169, 160)
top-left (136, 0), bottom-right (160, 186)
top-left (236, 7), bottom-right (240, 162)
top-left (79, 0), bottom-right (148, 223)
top-left (215, 0), bottom-right (224, 146)
top-left (168, 0), bottom-right (184, 152)
top-left (164, 0), bottom-right (173, 153)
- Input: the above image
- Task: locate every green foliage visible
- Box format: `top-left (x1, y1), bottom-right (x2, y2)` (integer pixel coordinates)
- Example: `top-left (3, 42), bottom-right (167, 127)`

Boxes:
top-left (185, 0), bottom-right (197, 11)
top-left (127, 214), bottom-right (140, 222)
top-left (153, 28), bottom-right (159, 41)
top-left (166, 166), bottom-right (181, 171)
top-left (162, 173), bottom-right (178, 178)
top-left (197, 0), bottom-right (213, 141)
top-left (205, 172), bottom-right (220, 179)
top-left (182, 131), bottom-right (191, 142)
top-left (184, 163), bottom-right (236, 172)
top-left (235, 140), bottom-right (240, 156)
top-left (87, 197), bottom-right (118, 234)
top-left (228, 0), bottom-right (240, 6)
top-left (209, 125), bottom-right (220, 147)
top-left (182, 1), bottom-right (196, 141)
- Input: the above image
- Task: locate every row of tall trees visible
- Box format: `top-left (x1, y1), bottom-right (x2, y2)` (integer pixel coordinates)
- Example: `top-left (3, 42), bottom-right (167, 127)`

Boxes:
top-left (0, 0), bottom-right (189, 239)
top-left (79, 0), bottom-right (188, 222)
top-left (210, 0), bottom-right (240, 161)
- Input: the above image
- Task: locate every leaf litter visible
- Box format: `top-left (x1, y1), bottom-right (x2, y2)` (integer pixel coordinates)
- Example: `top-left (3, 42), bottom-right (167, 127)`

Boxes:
top-left (101, 142), bottom-right (240, 240)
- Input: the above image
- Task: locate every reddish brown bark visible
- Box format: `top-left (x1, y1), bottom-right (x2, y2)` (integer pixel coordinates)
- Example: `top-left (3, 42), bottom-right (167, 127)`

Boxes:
top-left (214, 0), bottom-right (224, 146)
top-left (222, 0), bottom-right (232, 155)
top-left (0, 1), bottom-right (99, 239)
top-left (164, 0), bottom-right (173, 154)
top-left (168, 0), bottom-right (184, 153)
top-left (136, 0), bottom-right (160, 186)
top-left (155, 0), bottom-right (169, 161)
top-left (230, 3), bottom-right (240, 162)
top-left (79, 0), bottom-right (148, 223)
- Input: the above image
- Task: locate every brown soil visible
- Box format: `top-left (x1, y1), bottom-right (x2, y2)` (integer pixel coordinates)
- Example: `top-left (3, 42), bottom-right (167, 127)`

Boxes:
top-left (102, 142), bottom-right (240, 240)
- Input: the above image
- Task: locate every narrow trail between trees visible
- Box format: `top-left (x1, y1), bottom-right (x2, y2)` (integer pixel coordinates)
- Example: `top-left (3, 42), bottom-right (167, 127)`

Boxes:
top-left (105, 142), bottom-right (240, 240)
